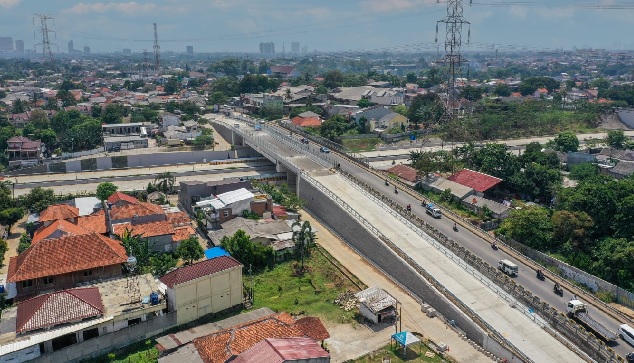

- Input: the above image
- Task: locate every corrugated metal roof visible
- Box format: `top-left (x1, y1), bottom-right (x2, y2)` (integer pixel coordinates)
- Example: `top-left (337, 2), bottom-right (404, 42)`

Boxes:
top-left (217, 188), bottom-right (254, 205)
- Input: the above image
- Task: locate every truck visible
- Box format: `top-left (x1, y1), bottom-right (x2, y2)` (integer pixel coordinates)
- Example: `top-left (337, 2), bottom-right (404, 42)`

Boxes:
top-left (498, 259), bottom-right (518, 277)
top-left (566, 299), bottom-right (617, 342)
top-left (425, 203), bottom-right (442, 218)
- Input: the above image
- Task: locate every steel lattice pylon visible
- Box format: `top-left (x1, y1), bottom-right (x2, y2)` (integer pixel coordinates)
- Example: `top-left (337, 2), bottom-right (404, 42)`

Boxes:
top-left (34, 14), bottom-right (56, 62)
top-left (436, 0), bottom-right (471, 120)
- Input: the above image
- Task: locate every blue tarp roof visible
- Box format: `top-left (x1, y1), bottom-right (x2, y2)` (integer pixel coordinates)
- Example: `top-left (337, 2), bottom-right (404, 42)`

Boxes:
top-left (205, 247), bottom-right (230, 260)
top-left (392, 331), bottom-right (420, 347)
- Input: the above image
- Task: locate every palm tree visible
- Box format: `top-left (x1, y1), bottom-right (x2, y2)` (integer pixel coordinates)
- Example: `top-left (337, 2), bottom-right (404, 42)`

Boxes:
top-left (292, 220), bottom-right (316, 272)
top-left (284, 88), bottom-right (293, 103)
top-left (154, 172), bottom-right (176, 194)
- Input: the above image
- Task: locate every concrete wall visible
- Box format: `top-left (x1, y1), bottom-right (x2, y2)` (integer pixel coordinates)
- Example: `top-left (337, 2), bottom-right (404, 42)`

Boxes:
top-left (171, 267), bottom-right (243, 325)
top-left (31, 313), bottom-right (177, 363)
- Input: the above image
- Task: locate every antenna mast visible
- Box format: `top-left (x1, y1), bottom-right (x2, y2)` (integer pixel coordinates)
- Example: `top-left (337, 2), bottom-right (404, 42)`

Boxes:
top-left (435, 0), bottom-right (471, 119)
top-left (153, 23), bottom-right (161, 74)
top-left (34, 14), bottom-right (56, 62)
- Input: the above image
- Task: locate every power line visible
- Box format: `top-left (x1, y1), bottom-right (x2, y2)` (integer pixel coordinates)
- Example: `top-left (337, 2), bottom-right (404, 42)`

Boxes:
top-left (33, 14), bottom-right (57, 62)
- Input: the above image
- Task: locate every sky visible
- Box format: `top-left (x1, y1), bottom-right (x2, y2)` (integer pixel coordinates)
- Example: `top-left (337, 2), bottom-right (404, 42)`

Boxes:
top-left (1, 0), bottom-right (634, 54)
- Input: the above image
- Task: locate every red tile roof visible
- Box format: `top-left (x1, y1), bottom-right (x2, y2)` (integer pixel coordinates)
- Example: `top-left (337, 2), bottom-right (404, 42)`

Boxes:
top-left (172, 226), bottom-right (196, 242)
top-left (233, 337), bottom-right (329, 363)
top-left (448, 169), bottom-right (503, 193)
top-left (159, 256), bottom-right (242, 288)
top-left (294, 317), bottom-right (331, 341)
top-left (77, 213), bottom-right (108, 234)
top-left (166, 211), bottom-right (192, 226)
top-left (39, 204), bottom-right (80, 222)
top-left (113, 220), bottom-right (175, 238)
top-left (17, 287), bottom-right (103, 334)
top-left (110, 202), bottom-right (164, 221)
top-left (290, 116), bottom-right (321, 128)
top-left (107, 191), bottom-right (139, 205)
top-left (7, 233), bottom-right (127, 282)
top-left (386, 164), bottom-right (418, 183)
top-left (32, 219), bottom-right (91, 244)
top-left (193, 313), bottom-right (328, 363)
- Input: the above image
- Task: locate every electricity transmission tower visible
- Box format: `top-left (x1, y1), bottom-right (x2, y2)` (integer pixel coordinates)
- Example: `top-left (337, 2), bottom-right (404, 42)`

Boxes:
top-left (33, 14), bottom-right (57, 62)
top-left (153, 23), bottom-right (161, 74)
top-left (142, 49), bottom-right (149, 77)
top-left (436, 0), bottom-right (471, 120)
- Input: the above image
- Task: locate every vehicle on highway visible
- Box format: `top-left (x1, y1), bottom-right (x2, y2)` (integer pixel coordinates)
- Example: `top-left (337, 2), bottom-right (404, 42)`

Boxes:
top-left (498, 259), bottom-right (518, 277)
top-left (234, 123), bottom-right (240, 128)
top-left (627, 352), bottom-right (634, 362)
top-left (554, 283), bottom-right (563, 296)
top-left (319, 146), bottom-right (330, 153)
top-left (301, 138), bottom-right (309, 144)
top-left (620, 324), bottom-right (634, 346)
top-left (425, 203), bottom-right (442, 218)
top-left (567, 300), bottom-right (617, 342)
top-left (536, 269), bottom-right (545, 281)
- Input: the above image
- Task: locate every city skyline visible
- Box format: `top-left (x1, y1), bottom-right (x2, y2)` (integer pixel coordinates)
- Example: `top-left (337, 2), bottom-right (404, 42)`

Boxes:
top-left (0, 0), bottom-right (634, 54)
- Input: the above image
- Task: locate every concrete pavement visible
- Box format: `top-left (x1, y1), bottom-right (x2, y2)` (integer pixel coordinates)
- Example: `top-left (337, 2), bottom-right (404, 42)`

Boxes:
top-left (301, 212), bottom-right (492, 362)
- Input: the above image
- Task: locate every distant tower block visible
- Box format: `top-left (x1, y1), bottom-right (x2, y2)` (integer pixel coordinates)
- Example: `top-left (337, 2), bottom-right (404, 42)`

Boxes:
top-left (15, 40), bottom-right (24, 54)
top-left (153, 22), bottom-right (161, 73)
top-left (83, 45), bottom-right (90, 54)
top-left (186, 45), bottom-right (193, 54)
top-left (67, 40), bottom-right (74, 53)
top-left (291, 42), bottom-right (300, 54)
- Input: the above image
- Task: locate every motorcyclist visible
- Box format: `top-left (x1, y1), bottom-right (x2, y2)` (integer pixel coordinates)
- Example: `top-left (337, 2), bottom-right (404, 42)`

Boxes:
top-left (385, 179), bottom-right (389, 186)
top-left (453, 222), bottom-right (458, 231)
top-left (394, 187), bottom-right (398, 194)
top-left (407, 204), bottom-right (411, 211)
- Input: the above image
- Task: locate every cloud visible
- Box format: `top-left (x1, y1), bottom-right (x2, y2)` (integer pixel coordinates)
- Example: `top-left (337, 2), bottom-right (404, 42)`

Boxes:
top-left (63, 2), bottom-right (160, 15)
top-left (365, 0), bottom-right (434, 13)
top-left (0, 0), bottom-right (21, 8)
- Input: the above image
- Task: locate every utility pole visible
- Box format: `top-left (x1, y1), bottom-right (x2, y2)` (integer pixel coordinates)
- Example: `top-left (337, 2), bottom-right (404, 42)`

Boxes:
top-left (142, 49), bottom-right (149, 77)
top-left (33, 14), bottom-right (56, 62)
top-left (435, 0), bottom-right (471, 120)
top-left (153, 22), bottom-right (161, 74)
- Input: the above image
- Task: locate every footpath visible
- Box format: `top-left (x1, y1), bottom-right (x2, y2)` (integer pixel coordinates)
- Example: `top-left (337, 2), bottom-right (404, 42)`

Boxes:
top-left (300, 212), bottom-right (491, 363)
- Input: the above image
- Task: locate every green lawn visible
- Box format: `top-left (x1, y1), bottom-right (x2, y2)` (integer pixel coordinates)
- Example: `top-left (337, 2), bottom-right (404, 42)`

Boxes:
top-left (342, 137), bottom-right (382, 152)
top-left (354, 344), bottom-right (453, 363)
top-left (89, 339), bottom-right (158, 363)
top-left (251, 246), bottom-right (363, 324)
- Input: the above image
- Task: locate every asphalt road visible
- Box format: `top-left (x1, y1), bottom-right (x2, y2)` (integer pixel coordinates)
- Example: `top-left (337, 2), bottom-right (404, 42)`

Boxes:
top-left (248, 120), bottom-right (634, 358)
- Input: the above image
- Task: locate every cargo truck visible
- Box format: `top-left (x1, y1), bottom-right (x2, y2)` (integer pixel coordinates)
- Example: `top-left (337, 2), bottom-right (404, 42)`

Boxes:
top-left (566, 299), bottom-right (617, 342)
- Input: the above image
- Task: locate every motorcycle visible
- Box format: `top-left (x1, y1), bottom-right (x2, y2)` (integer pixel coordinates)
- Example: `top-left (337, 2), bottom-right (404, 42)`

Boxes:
top-left (491, 243), bottom-right (498, 250)
top-left (394, 188), bottom-right (398, 194)
top-left (554, 284), bottom-right (563, 296)
top-left (453, 224), bottom-right (458, 232)
top-left (536, 270), bottom-right (545, 281)
top-left (406, 204), bottom-right (411, 212)
top-left (385, 180), bottom-right (389, 186)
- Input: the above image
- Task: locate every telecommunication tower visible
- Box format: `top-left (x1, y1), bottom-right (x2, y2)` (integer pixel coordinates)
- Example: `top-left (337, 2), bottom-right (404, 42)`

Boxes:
top-left (435, 0), bottom-right (471, 119)
top-left (142, 49), bottom-right (149, 76)
top-left (33, 14), bottom-right (57, 62)
top-left (153, 23), bottom-right (161, 73)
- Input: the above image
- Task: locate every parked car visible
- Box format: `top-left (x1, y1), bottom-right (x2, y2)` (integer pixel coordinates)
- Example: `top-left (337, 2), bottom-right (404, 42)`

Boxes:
top-left (626, 352), bottom-right (634, 362)
top-left (319, 146), bottom-right (330, 153)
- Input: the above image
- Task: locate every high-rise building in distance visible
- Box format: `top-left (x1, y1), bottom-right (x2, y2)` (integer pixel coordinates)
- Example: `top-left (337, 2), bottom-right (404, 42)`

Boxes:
top-left (291, 42), bottom-right (300, 54)
top-left (186, 45), bottom-right (193, 54)
top-left (123, 48), bottom-right (132, 54)
top-left (15, 40), bottom-right (24, 54)
top-left (83, 46), bottom-right (90, 54)
top-left (68, 40), bottom-right (74, 54)
top-left (301, 46), bottom-right (308, 54)
top-left (259, 42), bottom-right (275, 56)
top-left (0, 37), bottom-right (14, 51)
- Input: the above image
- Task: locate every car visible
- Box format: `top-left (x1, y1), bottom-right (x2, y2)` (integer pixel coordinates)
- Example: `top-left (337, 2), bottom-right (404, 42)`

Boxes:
top-left (626, 352), bottom-right (634, 362)
top-left (319, 146), bottom-right (330, 153)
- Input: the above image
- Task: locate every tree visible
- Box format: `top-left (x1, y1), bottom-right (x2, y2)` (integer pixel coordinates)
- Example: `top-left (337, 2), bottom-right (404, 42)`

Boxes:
top-left (493, 83), bottom-right (511, 97)
top-left (0, 238), bottom-right (8, 267)
top-left (320, 115), bottom-right (352, 140)
top-left (164, 77), bottom-right (179, 94)
top-left (552, 210), bottom-right (593, 250)
top-left (154, 172), bottom-right (175, 194)
top-left (17, 232), bottom-right (31, 254)
top-left (118, 228), bottom-right (153, 274)
top-left (406, 72), bottom-right (418, 84)
top-left (357, 98), bottom-right (372, 108)
top-left (593, 238), bottom-right (634, 290)
top-left (411, 150), bottom-right (438, 181)
top-left (0, 208), bottom-right (24, 234)
top-left (20, 187), bottom-right (56, 212)
top-left (56, 89), bottom-right (76, 107)
top-left (391, 104), bottom-right (407, 116)
top-left (221, 229), bottom-right (273, 270)
top-left (292, 220), bottom-right (316, 271)
top-left (606, 129), bottom-right (627, 149)
top-left (407, 93), bottom-right (443, 127)
top-left (11, 99), bottom-right (26, 114)
top-left (44, 97), bottom-right (59, 111)
top-left (176, 236), bottom-right (204, 264)
top-left (497, 205), bottom-right (553, 250)
top-left (461, 85), bottom-right (483, 101)
top-left (323, 70), bottom-right (344, 89)
top-left (149, 253), bottom-right (178, 276)
top-left (96, 182), bottom-right (118, 201)
top-left (101, 104), bottom-right (126, 124)
top-left (569, 163), bottom-right (599, 182)
top-left (553, 131), bottom-right (579, 152)
top-left (208, 91), bottom-right (227, 106)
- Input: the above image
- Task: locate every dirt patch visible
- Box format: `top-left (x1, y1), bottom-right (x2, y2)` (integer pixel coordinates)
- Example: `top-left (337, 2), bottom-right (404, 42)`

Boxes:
top-left (599, 113), bottom-right (630, 130)
top-left (1, 216), bottom-right (28, 275)
top-left (324, 320), bottom-right (396, 362)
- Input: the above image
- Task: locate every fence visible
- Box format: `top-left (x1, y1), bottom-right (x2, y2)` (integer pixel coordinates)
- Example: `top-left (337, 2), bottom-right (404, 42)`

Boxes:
top-left (61, 147), bottom-right (105, 160)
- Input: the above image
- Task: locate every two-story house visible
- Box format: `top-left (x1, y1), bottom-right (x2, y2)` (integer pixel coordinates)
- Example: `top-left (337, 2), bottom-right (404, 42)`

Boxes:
top-left (7, 136), bottom-right (44, 168)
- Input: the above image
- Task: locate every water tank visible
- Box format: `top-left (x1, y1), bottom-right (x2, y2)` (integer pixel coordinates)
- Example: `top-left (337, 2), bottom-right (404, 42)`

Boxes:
top-left (150, 292), bottom-right (159, 305)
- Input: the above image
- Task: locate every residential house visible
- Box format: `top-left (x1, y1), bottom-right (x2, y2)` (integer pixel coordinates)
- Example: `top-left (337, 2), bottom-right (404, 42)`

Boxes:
top-left (448, 169), bottom-right (503, 197)
top-left (290, 111), bottom-right (322, 128)
top-left (107, 191), bottom-right (140, 208)
top-left (8, 112), bottom-right (30, 128)
top-left (533, 87), bottom-right (549, 99)
top-left (373, 112), bottom-right (408, 131)
top-left (189, 312), bottom-right (329, 363)
top-left (386, 164), bottom-right (418, 186)
top-left (268, 66), bottom-right (299, 78)
top-left (38, 204), bottom-right (80, 227)
top-left (355, 287), bottom-right (397, 324)
top-left (7, 232), bottom-right (127, 299)
top-left (232, 337), bottom-right (330, 363)
top-left (419, 174), bottom-right (474, 201)
top-left (462, 195), bottom-right (511, 220)
top-left (72, 196), bottom-right (102, 216)
top-left (606, 160), bottom-right (634, 179)
top-left (179, 179), bottom-right (252, 215)
top-left (161, 113), bottom-right (180, 131)
top-left (194, 188), bottom-right (272, 230)
top-left (7, 136), bottom-right (44, 167)
top-left (158, 256), bottom-right (243, 325)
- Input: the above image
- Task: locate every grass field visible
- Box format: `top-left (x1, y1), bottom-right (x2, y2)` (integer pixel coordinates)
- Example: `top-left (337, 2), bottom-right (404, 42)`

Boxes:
top-left (342, 137), bottom-right (382, 152)
top-left (250, 245), bottom-right (363, 324)
top-left (354, 344), bottom-right (452, 363)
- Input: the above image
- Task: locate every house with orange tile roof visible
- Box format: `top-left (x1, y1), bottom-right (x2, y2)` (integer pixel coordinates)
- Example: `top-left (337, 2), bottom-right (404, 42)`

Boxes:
top-left (107, 191), bottom-right (139, 207)
top-left (32, 219), bottom-right (91, 244)
top-left (113, 220), bottom-right (176, 252)
top-left (158, 256), bottom-right (243, 325)
top-left (7, 233), bottom-right (127, 299)
top-left (191, 312), bottom-right (329, 363)
top-left (231, 337), bottom-right (330, 363)
top-left (38, 204), bottom-right (80, 226)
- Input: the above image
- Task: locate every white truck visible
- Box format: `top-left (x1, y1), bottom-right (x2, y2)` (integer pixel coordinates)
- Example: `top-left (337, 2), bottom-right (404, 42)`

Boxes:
top-left (566, 299), bottom-right (617, 342)
top-left (498, 259), bottom-right (518, 277)
top-left (425, 203), bottom-right (442, 218)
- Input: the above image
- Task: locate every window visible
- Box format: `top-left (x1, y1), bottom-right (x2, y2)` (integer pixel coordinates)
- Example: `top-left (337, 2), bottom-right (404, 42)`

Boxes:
top-left (22, 280), bottom-right (33, 288)
top-left (83, 269), bottom-right (93, 277)
top-left (127, 318), bottom-right (142, 327)
top-left (223, 210), bottom-right (229, 217)
top-left (43, 276), bottom-right (54, 285)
